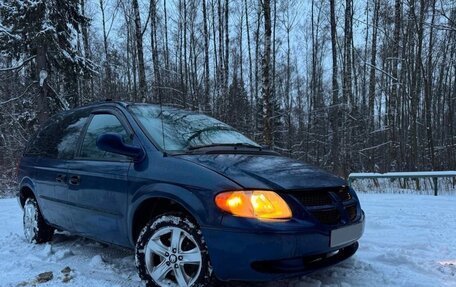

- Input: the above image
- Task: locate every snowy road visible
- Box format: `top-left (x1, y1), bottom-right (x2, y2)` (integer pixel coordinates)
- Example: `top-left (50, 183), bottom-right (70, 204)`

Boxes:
top-left (0, 194), bottom-right (455, 287)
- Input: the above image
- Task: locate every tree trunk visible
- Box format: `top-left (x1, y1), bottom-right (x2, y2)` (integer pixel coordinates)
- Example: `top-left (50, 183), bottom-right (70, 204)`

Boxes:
top-left (132, 0), bottom-right (147, 102)
top-left (368, 0), bottom-right (380, 129)
top-left (254, 3), bottom-right (261, 140)
top-left (388, 0), bottom-right (401, 169)
top-left (409, 0), bottom-right (425, 171)
top-left (150, 0), bottom-right (161, 98)
top-left (99, 0), bottom-right (111, 99)
top-left (343, 0), bottom-right (353, 107)
top-left (262, 0), bottom-right (273, 146)
top-left (163, 0), bottom-right (170, 71)
top-left (329, 0), bottom-right (340, 173)
top-left (183, 1), bottom-right (189, 107)
top-left (211, 0), bottom-right (218, 109)
top-left (80, 0), bottom-right (93, 101)
top-left (244, 0), bottom-right (254, 110)
top-left (202, 0), bottom-right (210, 112)
top-left (224, 0), bottom-right (229, 99)
top-left (424, 0), bottom-right (436, 169)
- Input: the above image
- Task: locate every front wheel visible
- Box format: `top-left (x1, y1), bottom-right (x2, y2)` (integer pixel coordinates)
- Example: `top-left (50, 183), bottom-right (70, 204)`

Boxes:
top-left (135, 214), bottom-right (214, 287)
top-left (23, 198), bottom-right (54, 243)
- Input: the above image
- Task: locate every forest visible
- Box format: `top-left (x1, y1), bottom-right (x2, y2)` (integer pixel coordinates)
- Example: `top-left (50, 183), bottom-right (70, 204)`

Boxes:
top-left (1, 0), bottom-right (455, 192)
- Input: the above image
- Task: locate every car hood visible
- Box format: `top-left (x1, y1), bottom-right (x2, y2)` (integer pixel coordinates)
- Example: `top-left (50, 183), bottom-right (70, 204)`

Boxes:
top-left (176, 153), bottom-right (346, 190)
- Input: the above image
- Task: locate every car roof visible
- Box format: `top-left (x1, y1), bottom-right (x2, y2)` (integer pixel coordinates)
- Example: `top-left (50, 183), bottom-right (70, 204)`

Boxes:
top-left (77, 100), bottom-right (180, 111)
top-left (54, 100), bottom-right (201, 121)
top-left (79, 99), bottom-right (131, 109)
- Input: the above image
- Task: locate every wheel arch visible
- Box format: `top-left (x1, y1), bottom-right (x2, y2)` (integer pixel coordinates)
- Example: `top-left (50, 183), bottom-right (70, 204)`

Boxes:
top-left (128, 183), bottom-right (211, 246)
top-left (18, 178), bottom-right (37, 208)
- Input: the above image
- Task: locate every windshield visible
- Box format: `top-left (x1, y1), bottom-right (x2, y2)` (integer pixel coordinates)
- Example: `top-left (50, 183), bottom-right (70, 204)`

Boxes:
top-left (129, 104), bottom-right (260, 152)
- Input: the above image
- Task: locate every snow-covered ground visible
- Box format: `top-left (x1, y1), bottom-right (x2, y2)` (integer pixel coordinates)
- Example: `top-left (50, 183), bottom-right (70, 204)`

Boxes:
top-left (0, 194), bottom-right (455, 287)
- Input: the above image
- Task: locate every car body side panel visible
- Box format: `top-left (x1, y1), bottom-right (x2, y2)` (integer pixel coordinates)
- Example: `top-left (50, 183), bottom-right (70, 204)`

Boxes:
top-left (66, 159), bottom-right (131, 246)
top-left (18, 157), bottom-right (36, 192)
top-left (32, 158), bottom-right (73, 231)
top-left (126, 153), bottom-right (242, 247)
top-left (17, 157), bottom-right (37, 206)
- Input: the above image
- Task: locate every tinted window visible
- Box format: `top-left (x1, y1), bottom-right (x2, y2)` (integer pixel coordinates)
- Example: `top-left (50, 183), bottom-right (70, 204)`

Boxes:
top-left (26, 109), bottom-right (90, 159)
top-left (57, 110), bottom-right (91, 159)
top-left (26, 116), bottom-right (61, 158)
top-left (129, 105), bottom-right (259, 152)
top-left (79, 114), bottom-right (131, 160)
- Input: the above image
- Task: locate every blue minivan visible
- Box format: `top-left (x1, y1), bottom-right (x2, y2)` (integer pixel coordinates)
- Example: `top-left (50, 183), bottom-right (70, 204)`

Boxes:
top-left (17, 101), bottom-right (364, 286)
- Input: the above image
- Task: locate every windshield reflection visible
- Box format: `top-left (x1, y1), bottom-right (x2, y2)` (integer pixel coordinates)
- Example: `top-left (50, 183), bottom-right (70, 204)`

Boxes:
top-left (129, 105), bottom-right (260, 152)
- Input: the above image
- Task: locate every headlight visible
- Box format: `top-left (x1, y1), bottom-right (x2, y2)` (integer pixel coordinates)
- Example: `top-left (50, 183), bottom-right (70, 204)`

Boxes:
top-left (215, 190), bottom-right (292, 219)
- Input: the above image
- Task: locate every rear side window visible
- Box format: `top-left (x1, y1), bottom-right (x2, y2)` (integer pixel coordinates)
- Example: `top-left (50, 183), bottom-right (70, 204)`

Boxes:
top-left (57, 110), bottom-right (91, 159)
top-left (26, 116), bottom-right (61, 158)
top-left (26, 109), bottom-right (91, 159)
top-left (79, 114), bottom-right (131, 160)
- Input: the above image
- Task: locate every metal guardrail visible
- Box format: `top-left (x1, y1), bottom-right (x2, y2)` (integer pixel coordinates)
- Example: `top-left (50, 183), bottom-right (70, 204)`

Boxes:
top-left (348, 171), bottom-right (456, 196)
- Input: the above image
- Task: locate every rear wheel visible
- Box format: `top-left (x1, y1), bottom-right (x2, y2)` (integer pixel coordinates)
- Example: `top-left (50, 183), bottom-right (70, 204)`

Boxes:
top-left (23, 198), bottom-right (54, 243)
top-left (135, 214), bottom-right (214, 287)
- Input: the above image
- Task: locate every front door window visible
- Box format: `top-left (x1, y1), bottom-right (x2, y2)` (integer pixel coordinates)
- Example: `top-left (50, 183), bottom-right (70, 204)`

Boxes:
top-left (80, 114), bottom-right (131, 160)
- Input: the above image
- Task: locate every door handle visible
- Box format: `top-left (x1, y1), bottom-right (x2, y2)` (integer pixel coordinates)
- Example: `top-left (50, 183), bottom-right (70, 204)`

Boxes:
top-left (69, 175), bottom-right (81, 185)
top-left (56, 174), bottom-right (66, 183)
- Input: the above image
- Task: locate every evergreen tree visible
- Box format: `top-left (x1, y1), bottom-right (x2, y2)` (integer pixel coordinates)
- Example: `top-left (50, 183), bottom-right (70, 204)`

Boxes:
top-left (0, 0), bottom-right (95, 119)
top-left (226, 75), bottom-right (250, 135)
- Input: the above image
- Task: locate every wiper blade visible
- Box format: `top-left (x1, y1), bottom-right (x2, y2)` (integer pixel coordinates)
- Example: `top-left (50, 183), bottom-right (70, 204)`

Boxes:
top-left (187, 143), bottom-right (262, 151)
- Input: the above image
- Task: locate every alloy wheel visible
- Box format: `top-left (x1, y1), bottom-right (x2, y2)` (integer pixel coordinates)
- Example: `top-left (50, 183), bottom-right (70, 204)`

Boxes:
top-left (145, 226), bottom-right (202, 287)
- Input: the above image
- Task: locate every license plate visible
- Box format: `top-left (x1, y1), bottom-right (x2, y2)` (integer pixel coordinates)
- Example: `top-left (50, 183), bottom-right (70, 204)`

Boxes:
top-left (330, 222), bottom-right (364, 248)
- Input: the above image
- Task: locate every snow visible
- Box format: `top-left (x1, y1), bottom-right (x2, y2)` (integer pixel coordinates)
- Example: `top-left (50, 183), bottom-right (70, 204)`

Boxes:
top-left (0, 194), bottom-right (455, 287)
top-left (350, 171), bottom-right (456, 178)
top-left (350, 177), bottom-right (456, 196)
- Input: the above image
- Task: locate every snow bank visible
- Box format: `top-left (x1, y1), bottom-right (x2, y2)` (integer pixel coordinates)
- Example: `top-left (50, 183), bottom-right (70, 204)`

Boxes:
top-left (0, 194), bottom-right (455, 286)
top-left (349, 171), bottom-right (456, 196)
top-left (350, 171), bottom-right (456, 178)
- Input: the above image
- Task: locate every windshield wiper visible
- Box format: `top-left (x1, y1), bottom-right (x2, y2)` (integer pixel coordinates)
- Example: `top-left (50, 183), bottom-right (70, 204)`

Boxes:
top-left (187, 143), bottom-right (262, 151)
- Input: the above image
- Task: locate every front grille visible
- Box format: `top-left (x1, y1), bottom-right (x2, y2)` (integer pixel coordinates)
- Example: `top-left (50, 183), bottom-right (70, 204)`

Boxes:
top-left (287, 186), bottom-right (358, 226)
top-left (311, 209), bottom-right (341, 225)
top-left (291, 191), bottom-right (332, 206)
top-left (291, 187), bottom-right (351, 207)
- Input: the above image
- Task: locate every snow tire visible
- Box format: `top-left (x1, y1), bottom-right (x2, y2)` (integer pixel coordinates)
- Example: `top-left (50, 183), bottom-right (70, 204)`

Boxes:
top-left (135, 213), bottom-right (215, 287)
top-left (23, 197), bottom-right (54, 244)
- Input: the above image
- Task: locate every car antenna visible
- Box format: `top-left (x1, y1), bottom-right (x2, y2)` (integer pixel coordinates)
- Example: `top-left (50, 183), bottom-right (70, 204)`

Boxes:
top-left (158, 89), bottom-right (167, 156)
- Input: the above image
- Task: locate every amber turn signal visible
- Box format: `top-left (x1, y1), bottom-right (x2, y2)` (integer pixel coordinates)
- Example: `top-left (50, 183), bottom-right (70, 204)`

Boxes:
top-left (215, 190), bottom-right (292, 219)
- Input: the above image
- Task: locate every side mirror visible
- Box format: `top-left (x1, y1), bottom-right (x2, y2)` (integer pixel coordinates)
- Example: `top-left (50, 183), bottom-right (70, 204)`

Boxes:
top-left (96, 133), bottom-right (145, 162)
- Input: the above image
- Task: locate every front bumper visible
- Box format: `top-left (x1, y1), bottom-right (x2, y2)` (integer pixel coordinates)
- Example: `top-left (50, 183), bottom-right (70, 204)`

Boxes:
top-left (202, 212), bottom-right (365, 281)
